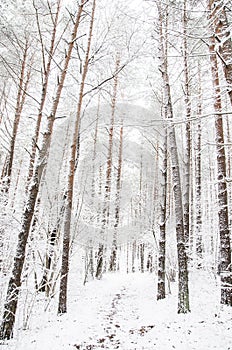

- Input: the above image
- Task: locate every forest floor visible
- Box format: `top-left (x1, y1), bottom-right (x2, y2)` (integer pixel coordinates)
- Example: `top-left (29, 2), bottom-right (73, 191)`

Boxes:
top-left (1, 270), bottom-right (232, 350)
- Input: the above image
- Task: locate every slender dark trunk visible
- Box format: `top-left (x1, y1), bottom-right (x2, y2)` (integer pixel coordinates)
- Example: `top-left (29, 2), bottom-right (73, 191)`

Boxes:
top-left (157, 128), bottom-right (167, 300)
top-left (0, 2), bottom-right (85, 339)
top-left (58, 0), bottom-right (96, 314)
top-left (95, 56), bottom-right (120, 279)
top-left (39, 191), bottom-right (67, 293)
top-left (1, 40), bottom-right (29, 193)
top-left (208, 13), bottom-right (232, 305)
top-left (183, 0), bottom-right (191, 247)
top-left (132, 240), bottom-right (136, 273)
top-left (209, 0), bottom-right (232, 106)
top-left (195, 62), bottom-right (203, 263)
top-left (86, 96), bottom-right (101, 281)
top-left (140, 243), bottom-right (145, 273)
top-left (157, 1), bottom-right (190, 313)
top-left (109, 124), bottom-right (123, 272)
top-left (27, 0), bottom-right (61, 186)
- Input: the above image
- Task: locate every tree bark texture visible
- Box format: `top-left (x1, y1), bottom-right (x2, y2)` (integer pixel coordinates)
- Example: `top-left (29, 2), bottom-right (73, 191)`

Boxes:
top-left (195, 63), bottom-right (203, 262)
top-left (1, 39), bottom-right (30, 193)
top-left (58, 0), bottom-right (96, 314)
top-left (0, 1), bottom-right (86, 339)
top-left (86, 96), bottom-right (101, 280)
top-left (132, 240), bottom-right (136, 273)
top-left (95, 55), bottom-right (120, 279)
top-left (182, 0), bottom-right (191, 247)
top-left (157, 129), bottom-right (167, 300)
top-left (209, 0), bottom-right (232, 106)
top-left (157, 1), bottom-right (190, 313)
top-left (208, 23), bottom-right (232, 305)
top-left (109, 124), bottom-right (123, 272)
top-left (27, 0), bottom-right (61, 186)
top-left (140, 243), bottom-right (145, 273)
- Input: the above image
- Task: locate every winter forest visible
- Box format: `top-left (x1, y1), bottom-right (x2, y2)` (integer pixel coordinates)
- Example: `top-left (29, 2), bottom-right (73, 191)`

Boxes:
top-left (0, 0), bottom-right (232, 349)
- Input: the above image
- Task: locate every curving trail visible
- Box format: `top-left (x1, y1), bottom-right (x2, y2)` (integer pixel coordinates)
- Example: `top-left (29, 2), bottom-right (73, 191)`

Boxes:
top-left (74, 276), bottom-right (156, 350)
top-left (2, 272), bottom-right (232, 350)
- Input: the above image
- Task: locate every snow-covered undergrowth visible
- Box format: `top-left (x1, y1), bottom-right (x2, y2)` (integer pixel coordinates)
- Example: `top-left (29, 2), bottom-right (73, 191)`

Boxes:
top-left (1, 271), bottom-right (232, 350)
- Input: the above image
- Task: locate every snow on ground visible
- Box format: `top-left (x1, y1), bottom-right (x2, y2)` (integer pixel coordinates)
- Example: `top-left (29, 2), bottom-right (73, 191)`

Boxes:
top-left (1, 271), bottom-right (232, 350)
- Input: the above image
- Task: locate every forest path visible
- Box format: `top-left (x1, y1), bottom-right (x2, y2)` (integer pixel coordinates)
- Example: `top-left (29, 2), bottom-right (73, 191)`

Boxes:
top-left (3, 271), bottom-right (232, 350)
top-left (73, 273), bottom-right (157, 350)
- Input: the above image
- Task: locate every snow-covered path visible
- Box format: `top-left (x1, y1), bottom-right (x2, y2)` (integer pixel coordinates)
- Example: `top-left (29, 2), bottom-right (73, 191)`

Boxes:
top-left (1, 272), bottom-right (232, 350)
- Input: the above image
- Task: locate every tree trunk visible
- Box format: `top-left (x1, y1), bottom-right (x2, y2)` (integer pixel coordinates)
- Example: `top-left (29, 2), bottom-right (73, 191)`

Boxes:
top-left (195, 62), bottom-right (203, 264)
top-left (39, 120), bottom-right (71, 293)
top-left (157, 1), bottom-right (190, 313)
top-left (39, 191), bottom-right (67, 293)
top-left (132, 241), bottom-right (136, 273)
top-left (27, 0), bottom-right (61, 187)
top-left (209, 0), bottom-right (232, 106)
top-left (157, 128), bottom-right (167, 300)
top-left (208, 10), bottom-right (232, 305)
top-left (140, 242), bottom-right (145, 273)
top-left (86, 96), bottom-right (101, 281)
top-left (95, 55), bottom-right (120, 279)
top-left (0, 1), bottom-right (85, 339)
top-left (182, 0), bottom-right (191, 247)
top-left (109, 124), bottom-right (123, 272)
top-left (1, 40), bottom-right (30, 193)
top-left (58, 0), bottom-right (96, 314)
